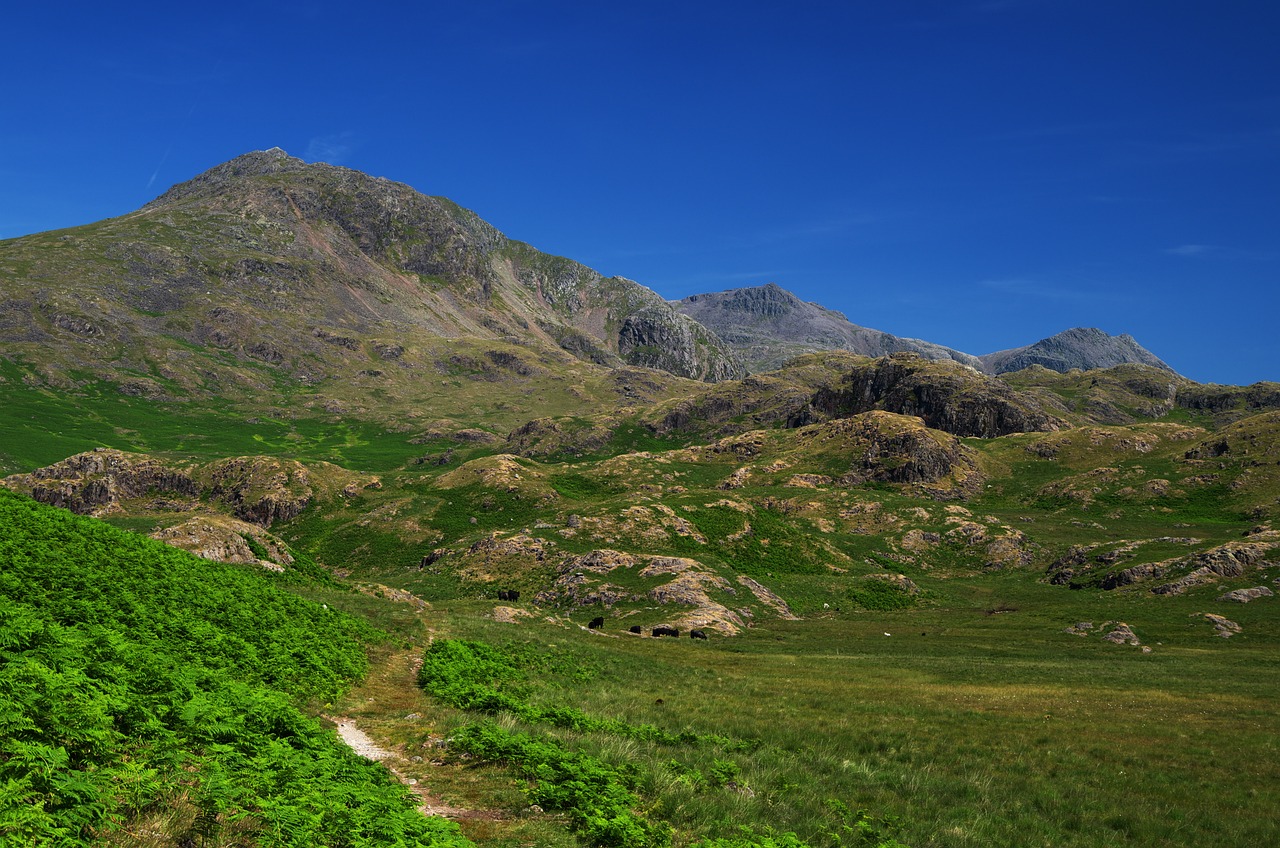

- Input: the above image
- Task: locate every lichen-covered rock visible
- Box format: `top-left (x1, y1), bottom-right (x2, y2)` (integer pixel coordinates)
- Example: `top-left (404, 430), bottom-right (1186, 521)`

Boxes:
top-left (736, 575), bottom-right (798, 620)
top-left (566, 549), bottom-right (636, 574)
top-left (1102, 623), bottom-right (1140, 645)
top-left (150, 515), bottom-right (292, 571)
top-left (1097, 538), bottom-right (1277, 592)
top-left (1201, 613), bottom-right (1242, 638)
top-left (1217, 586), bottom-right (1274, 603)
top-left (468, 533), bottom-right (549, 562)
top-left (203, 457), bottom-right (319, 526)
top-left (2, 448), bottom-right (199, 516)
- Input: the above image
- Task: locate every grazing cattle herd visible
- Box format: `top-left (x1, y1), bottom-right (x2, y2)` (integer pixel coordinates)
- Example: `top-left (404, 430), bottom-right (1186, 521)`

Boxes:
top-left (494, 588), bottom-right (707, 639)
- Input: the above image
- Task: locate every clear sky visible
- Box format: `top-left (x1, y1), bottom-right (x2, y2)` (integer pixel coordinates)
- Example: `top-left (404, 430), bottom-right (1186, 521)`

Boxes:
top-left (4, 1), bottom-right (1277, 384)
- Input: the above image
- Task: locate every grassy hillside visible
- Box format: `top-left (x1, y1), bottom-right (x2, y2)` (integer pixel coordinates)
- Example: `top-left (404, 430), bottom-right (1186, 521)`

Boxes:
top-left (0, 488), bottom-right (470, 847)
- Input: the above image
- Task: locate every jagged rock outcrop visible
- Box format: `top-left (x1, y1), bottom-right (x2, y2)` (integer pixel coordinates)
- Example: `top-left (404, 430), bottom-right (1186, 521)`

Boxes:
top-left (1088, 536), bottom-right (1279, 592)
top-left (2, 449), bottom-right (367, 528)
top-left (618, 305), bottom-right (744, 382)
top-left (2, 448), bottom-right (199, 516)
top-left (1201, 613), bottom-right (1242, 638)
top-left (203, 457), bottom-right (318, 526)
top-left (1102, 622), bottom-right (1141, 645)
top-left (980, 328), bottom-right (1175, 375)
top-left (1217, 586), bottom-right (1273, 603)
top-left (674, 282), bottom-right (980, 373)
top-left (809, 353), bottom-right (1068, 437)
top-left (530, 549), bottom-right (790, 634)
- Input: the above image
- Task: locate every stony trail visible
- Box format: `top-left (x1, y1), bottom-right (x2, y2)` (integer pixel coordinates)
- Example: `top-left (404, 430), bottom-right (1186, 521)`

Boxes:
top-left (333, 716), bottom-right (501, 821)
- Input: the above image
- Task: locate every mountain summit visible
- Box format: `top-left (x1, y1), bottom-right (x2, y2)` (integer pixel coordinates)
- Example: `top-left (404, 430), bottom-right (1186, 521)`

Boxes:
top-left (0, 149), bottom-right (744, 400)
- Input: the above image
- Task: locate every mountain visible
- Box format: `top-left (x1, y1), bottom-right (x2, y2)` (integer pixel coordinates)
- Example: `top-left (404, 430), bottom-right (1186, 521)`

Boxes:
top-left (0, 148), bottom-right (743, 401)
top-left (978, 327), bottom-right (1175, 375)
top-left (673, 283), bottom-right (982, 373)
top-left (673, 283), bottom-right (1175, 378)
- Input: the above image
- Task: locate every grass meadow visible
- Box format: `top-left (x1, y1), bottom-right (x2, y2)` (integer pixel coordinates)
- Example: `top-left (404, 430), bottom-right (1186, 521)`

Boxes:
top-left (344, 569), bottom-right (1280, 848)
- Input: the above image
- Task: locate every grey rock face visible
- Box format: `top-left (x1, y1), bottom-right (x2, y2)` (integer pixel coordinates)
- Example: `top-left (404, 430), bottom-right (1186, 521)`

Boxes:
top-left (1218, 586), bottom-right (1274, 603)
top-left (1102, 623), bottom-right (1141, 645)
top-left (674, 283), bottom-right (980, 373)
top-left (618, 305), bottom-right (745, 382)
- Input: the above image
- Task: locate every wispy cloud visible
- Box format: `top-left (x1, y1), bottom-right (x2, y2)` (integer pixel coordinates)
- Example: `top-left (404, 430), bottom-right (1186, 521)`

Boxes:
top-left (306, 132), bottom-right (359, 165)
top-left (1165, 244), bottom-right (1213, 257)
top-left (1129, 127), bottom-right (1280, 165)
top-left (1162, 243), bottom-right (1277, 262)
top-left (146, 147), bottom-right (172, 190)
top-left (979, 277), bottom-right (1133, 303)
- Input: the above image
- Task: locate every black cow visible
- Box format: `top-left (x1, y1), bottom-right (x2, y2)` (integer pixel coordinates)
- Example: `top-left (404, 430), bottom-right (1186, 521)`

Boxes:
top-left (588, 616), bottom-right (605, 630)
top-left (652, 626), bottom-right (679, 638)
top-left (497, 589), bottom-right (520, 602)
top-left (690, 629), bottom-right (707, 640)
top-left (628, 625), bottom-right (642, 634)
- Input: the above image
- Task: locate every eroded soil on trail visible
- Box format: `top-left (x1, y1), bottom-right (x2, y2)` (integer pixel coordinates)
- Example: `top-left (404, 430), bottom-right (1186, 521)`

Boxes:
top-left (333, 716), bottom-right (501, 821)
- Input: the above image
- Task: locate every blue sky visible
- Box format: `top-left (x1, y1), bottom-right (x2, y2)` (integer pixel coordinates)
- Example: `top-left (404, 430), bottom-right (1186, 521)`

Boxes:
top-left (4, 1), bottom-right (1278, 384)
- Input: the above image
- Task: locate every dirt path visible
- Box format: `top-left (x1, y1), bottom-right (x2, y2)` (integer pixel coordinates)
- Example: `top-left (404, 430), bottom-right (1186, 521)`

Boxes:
top-left (333, 716), bottom-right (500, 821)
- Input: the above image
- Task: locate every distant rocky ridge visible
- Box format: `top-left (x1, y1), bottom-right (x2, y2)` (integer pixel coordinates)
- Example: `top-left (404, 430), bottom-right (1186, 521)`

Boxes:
top-left (673, 283), bottom-right (1174, 378)
top-left (978, 327), bottom-right (1174, 375)
top-left (674, 283), bottom-right (981, 373)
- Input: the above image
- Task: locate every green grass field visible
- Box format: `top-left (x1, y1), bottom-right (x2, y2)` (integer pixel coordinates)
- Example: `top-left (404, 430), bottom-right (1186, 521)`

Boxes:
top-left (408, 571), bottom-right (1280, 848)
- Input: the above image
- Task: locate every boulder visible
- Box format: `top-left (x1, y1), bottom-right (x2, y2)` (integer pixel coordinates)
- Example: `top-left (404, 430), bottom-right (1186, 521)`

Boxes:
top-left (1201, 613), bottom-right (1242, 638)
top-left (1217, 586), bottom-right (1274, 603)
top-left (1102, 623), bottom-right (1140, 645)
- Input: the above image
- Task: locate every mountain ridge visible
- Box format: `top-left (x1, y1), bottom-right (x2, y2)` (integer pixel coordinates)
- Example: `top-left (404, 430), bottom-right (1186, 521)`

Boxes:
top-left (672, 281), bottom-right (1175, 377)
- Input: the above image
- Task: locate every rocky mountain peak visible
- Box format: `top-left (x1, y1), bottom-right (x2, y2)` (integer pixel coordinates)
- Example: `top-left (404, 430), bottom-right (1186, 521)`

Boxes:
top-left (979, 328), bottom-right (1174, 375)
top-left (674, 283), bottom-right (979, 374)
top-left (710, 282), bottom-right (800, 318)
top-left (144, 148), bottom-right (311, 208)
